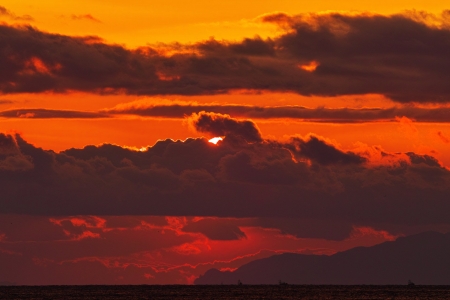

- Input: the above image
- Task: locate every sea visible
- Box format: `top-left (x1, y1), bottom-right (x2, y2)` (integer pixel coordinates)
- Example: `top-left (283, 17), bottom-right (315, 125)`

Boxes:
top-left (1, 285), bottom-right (450, 299)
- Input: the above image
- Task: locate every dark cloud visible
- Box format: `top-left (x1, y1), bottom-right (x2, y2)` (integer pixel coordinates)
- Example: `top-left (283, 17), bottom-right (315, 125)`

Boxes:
top-left (1, 12), bottom-right (450, 102)
top-left (182, 218), bottom-right (246, 240)
top-left (196, 37), bottom-right (275, 57)
top-left (280, 135), bottom-right (366, 165)
top-left (406, 152), bottom-right (441, 167)
top-left (1, 104), bottom-right (450, 123)
top-left (263, 12), bottom-right (450, 102)
top-left (107, 102), bottom-right (450, 123)
top-left (179, 216), bottom-right (354, 241)
top-left (0, 119), bottom-right (449, 237)
top-left (186, 217), bottom-right (356, 241)
top-left (187, 111), bottom-right (263, 143)
top-left (0, 215), bottom-right (201, 285)
top-left (0, 133), bottom-right (18, 154)
top-left (252, 218), bottom-right (354, 241)
top-left (0, 214), bottom-right (304, 285)
top-left (0, 133), bottom-right (33, 171)
top-left (0, 24), bottom-right (158, 94)
top-left (0, 108), bottom-right (109, 119)
top-left (217, 150), bottom-right (304, 185)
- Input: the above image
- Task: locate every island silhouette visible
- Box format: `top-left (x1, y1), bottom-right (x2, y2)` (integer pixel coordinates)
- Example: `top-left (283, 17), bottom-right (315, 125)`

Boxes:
top-left (195, 231), bottom-right (450, 285)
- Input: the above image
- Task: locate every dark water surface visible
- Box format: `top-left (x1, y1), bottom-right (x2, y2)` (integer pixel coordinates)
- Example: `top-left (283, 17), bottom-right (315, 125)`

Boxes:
top-left (1, 285), bottom-right (450, 299)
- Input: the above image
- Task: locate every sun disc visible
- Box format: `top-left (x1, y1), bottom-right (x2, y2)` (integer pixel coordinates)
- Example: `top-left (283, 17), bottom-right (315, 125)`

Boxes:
top-left (208, 137), bottom-right (223, 144)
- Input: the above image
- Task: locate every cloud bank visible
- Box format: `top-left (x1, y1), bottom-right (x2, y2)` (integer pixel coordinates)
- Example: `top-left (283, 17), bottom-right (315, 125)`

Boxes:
top-left (0, 113), bottom-right (448, 235)
top-left (107, 102), bottom-right (450, 123)
top-left (2, 104), bottom-right (450, 123)
top-left (1, 11), bottom-right (450, 102)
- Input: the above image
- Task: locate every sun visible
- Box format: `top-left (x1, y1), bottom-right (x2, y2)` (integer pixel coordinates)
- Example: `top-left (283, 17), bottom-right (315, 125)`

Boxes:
top-left (208, 137), bottom-right (223, 144)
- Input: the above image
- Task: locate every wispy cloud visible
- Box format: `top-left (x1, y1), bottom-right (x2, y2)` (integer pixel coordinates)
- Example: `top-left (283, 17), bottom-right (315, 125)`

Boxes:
top-left (0, 109), bottom-right (109, 119)
top-left (106, 102), bottom-right (450, 123)
top-left (438, 131), bottom-right (450, 143)
top-left (0, 6), bottom-right (34, 21)
top-left (2, 104), bottom-right (450, 123)
top-left (71, 14), bottom-right (102, 23)
top-left (0, 100), bottom-right (14, 105)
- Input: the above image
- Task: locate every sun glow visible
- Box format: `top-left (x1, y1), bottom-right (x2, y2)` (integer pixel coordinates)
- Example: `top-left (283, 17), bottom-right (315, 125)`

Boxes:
top-left (208, 137), bottom-right (223, 144)
top-left (298, 60), bottom-right (320, 72)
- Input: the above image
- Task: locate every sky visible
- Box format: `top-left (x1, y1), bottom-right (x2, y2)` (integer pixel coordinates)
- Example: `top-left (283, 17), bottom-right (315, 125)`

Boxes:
top-left (0, 1), bottom-right (450, 285)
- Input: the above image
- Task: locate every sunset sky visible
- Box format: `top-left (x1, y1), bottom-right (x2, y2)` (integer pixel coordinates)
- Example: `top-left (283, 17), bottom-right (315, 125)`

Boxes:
top-left (1, 1), bottom-right (450, 284)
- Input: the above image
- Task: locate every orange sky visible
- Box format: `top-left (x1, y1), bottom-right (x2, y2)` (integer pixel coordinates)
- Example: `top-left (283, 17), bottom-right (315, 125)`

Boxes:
top-left (1, 1), bottom-right (450, 285)
top-left (3, 0), bottom-right (449, 46)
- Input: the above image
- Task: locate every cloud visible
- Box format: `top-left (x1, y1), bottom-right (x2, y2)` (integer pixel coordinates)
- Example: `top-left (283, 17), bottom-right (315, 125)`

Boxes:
top-left (0, 133), bottom-right (33, 171)
top-left (2, 103), bottom-right (450, 123)
top-left (1, 11), bottom-right (450, 102)
top-left (107, 101), bottom-right (450, 123)
top-left (0, 116), bottom-right (448, 234)
top-left (0, 6), bottom-right (34, 21)
top-left (262, 11), bottom-right (450, 102)
top-left (406, 152), bottom-right (441, 167)
top-left (187, 111), bottom-right (263, 143)
top-left (281, 135), bottom-right (366, 165)
top-left (182, 218), bottom-right (246, 240)
top-left (252, 218), bottom-right (354, 241)
top-left (0, 24), bottom-right (159, 94)
top-left (0, 109), bottom-right (109, 119)
top-left (0, 100), bottom-right (14, 105)
top-left (438, 131), bottom-right (450, 143)
top-left (0, 213), bottom-right (403, 285)
top-left (71, 14), bottom-right (102, 23)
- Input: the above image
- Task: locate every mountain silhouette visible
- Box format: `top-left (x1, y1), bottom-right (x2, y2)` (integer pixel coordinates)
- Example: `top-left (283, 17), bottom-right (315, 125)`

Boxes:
top-left (195, 232), bottom-right (450, 285)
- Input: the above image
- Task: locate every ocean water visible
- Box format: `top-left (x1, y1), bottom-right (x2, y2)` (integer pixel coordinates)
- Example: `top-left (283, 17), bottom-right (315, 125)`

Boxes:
top-left (1, 285), bottom-right (450, 299)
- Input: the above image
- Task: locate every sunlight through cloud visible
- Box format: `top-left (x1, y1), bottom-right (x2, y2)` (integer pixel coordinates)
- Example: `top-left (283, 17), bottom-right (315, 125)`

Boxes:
top-left (208, 137), bottom-right (223, 144)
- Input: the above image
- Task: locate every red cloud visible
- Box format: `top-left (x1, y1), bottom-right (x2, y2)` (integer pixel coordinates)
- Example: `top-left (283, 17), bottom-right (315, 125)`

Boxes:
top-left (1, 214), bottom-right (444, 285)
